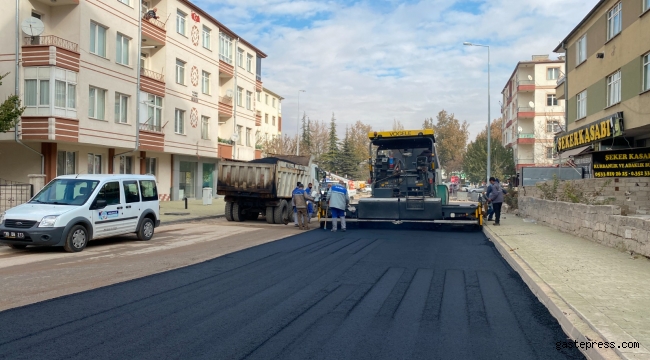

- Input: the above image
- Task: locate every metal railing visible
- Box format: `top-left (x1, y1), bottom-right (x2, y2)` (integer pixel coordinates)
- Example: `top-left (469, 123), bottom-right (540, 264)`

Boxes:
top-left (139, 121), bottom-right (162, 133)
top-left (518, 133), bottom-right (535, 139)
top-left (256, 74), bottom-right (262, 81)
top-left (219, 96), bottom-right (233, 105)
top-left (219, 54), bottom-right (233, 65)
top-left (23, 35), bottom-right (78, 53)
top-left (141, 67), bottom-right (165, 82)
top-left (142, 11), bottom-right (167, 30)
top-left (556, 71), bottom-right (566, 86)
top-left (0, 179), bottom-right (34, 213)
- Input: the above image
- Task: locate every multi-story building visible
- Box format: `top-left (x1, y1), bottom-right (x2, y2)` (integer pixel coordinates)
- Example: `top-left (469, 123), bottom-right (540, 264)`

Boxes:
top-left (553, 0), bottom-right (650, 175)
top-left (0, 0), bottom-right (269, 201)
top-left (257, 87), bottom-right (283, 144)
top-left (501, 55), bottom-right (566, 170)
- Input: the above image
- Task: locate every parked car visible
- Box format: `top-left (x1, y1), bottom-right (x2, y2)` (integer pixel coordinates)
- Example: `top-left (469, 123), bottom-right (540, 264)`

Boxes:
top-left (469, 186), bottom-right (487, 193)
top-left (0, 174), bottom-right (160, 252)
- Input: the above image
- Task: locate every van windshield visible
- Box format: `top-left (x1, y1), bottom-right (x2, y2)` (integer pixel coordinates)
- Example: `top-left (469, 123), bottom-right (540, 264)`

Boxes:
top-left (30, 179), bottom-right (100, 206)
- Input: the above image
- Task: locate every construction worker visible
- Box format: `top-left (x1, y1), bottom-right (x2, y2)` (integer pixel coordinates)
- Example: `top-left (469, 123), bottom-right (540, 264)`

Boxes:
top-left (307, 183), bottom-right (314, 222)
top-left (292, 184), bottom-right (313, 230)
top-left (487, 177), bottom-right (504, 226)
top-left (326, 180), bottom-right (350, 232)
top-left (291, 182), bottom-right (301, 227)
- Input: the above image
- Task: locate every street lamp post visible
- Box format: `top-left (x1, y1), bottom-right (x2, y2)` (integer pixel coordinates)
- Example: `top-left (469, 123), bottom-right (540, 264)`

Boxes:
top-left (463, 42), bottom-right (491, 184)
top-left (297, 90), bottom-right (306, 156)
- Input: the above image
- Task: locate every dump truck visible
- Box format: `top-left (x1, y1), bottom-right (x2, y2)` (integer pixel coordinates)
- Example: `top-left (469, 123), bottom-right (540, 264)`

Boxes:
top-left (318, 129), bottom-right (483, 228)
top-left (217, 155), bottom-right (320, 223)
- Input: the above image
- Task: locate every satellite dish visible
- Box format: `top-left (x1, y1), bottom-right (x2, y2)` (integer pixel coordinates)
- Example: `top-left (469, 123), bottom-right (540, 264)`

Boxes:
top-left (528, 101), bottom-right (535, 108)
top-left (527, 75), bottom-right (533, 81)
top-left (518, 126), bottom-right (523, 133)
top-left (230, 133), bottom-right (239, 142)
top-left (225, 89), bottom-right (233, 98)
top-left (21, 17), bottom-right (44, 37)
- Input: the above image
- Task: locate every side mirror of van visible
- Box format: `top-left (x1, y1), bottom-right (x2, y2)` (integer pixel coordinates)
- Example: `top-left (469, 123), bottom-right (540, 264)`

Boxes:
top-left (94, 199), bottom-right (107, 210)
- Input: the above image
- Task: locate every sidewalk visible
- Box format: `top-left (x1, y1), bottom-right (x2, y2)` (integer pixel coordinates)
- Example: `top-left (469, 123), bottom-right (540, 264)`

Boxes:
top-left (160, 198), bottom-right (226, 224)
top-left (484, 216), bottom-right (650, 360)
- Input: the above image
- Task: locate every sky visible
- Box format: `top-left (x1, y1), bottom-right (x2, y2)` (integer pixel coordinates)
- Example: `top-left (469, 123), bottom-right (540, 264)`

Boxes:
top-left (193, 0), bottom-right (600, 140)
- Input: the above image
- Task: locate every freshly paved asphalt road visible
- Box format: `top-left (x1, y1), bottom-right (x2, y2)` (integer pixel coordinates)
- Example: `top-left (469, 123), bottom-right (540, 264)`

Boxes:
top-left (0, 227), bottom-right (584, 360)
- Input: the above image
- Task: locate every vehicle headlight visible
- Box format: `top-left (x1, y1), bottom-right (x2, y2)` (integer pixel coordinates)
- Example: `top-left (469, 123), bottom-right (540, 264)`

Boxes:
top-left (38, 215), bottom-right (59, 228)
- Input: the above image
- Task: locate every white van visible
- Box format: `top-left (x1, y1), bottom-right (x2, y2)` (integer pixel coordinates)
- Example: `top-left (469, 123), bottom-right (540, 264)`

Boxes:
top-left (0, 175), bottom-right (160, 252)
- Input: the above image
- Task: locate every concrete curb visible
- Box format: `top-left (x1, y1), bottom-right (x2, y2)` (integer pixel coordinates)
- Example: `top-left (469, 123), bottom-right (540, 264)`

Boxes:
top-left (483, 225), bottom-right (622, 360)
top-left (160, 214), bottom-right (225, 227)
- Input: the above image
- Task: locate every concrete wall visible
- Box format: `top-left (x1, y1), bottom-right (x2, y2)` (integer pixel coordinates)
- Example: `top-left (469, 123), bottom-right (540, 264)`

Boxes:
top-left (519, 196), bottom-right (650, 258)
top-left (520, 177), bottom-right (650, 214)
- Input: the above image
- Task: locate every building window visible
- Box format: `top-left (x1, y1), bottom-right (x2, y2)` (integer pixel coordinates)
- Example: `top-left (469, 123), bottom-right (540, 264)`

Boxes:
top-left (546, 120), bottom-right (561, 133)
top-left (237, 87), bottom-right (243, 106)
top-left (25, 78), bottom-right (49, 106)
top-left (246, 127), bottom-right (251, 147)
top-left (265, 94), bottom-right (269, 104)
top-left (265, 113), bottom-right (268, 124)
top-left (175, 109), bottom-right (185, 134)
top-left (272, 116), bottom-right (276, 126)
top-left (219, 32), bottom-right (233, 64)
top-left (576, 35), bottom-right (587, 65)
top-left (176, 59), bottom-right (185, 85)
top-left (119, 155), bottom-right (133, 174)
top-left (118, 0), bottom-right (130, 5)
top-left (546, 147), bottom-right (554, 159)
top-left (176, 10), bottom-right (186, 36)
top-left (237, 125), bottom-right (243, 145)
top-left (87, 154), bottom-right (101, 174)
top-left (547, 68), bottom-right (559, 80)
top-left (145, 157), bottom-right (157, 175)
top-left (607, 2), bottom-right (622, 41)
top-left (145, 93), bottom-right (163, 131)
top-left (116, 33), bottom-right (130, 65)
top-left (643, 52), bottom-right (650, 91)
top-left (546, 94), bottom-right (558, 106)
top-left (272, 98), bottom-right (276, 108)
top-left (246, 54), bottom-right (253, 72)
top-left (246, 91), bottom-right (252, 110)
top-left (88, 86), bottom-right (106, 120)
top-left (607, 70), bottom-right (621, 106)
top-left (90, 22), bottom-right (107, 58)
top-left (257, 91), bottom-right (261, 102)
top-left (201, 116), bottom-right (209, 140)
top-left (202, 26), bottom-right (211, 49)
top-left (202, 71), bottom-right (210, 95)
top-left (57, 151), bottom-right (75, 176)
top-left (55, 79), bottom-right (76, 110)
top-left (645, 0), bottom-right (650, 12)
top-left (115, 93), bottom-right (129, 123)
top-left (577, 90), bottom-right (587, 119)
top-left (237, 48), bottom-right (244, 68)
top-left (24, 67), bottom-right (76, 115)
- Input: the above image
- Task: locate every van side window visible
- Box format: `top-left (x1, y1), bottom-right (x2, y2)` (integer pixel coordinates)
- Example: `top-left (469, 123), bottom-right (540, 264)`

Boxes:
top-left (96, 182), bottom-right (121, 205)
top-left (123, 181), bottom-right (140, 203)
top-left (139, 180), bottom-right (158, 202)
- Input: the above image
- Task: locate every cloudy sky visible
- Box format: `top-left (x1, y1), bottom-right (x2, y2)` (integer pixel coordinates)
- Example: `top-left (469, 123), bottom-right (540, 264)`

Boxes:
top-left (194, 0), bottom-right (599, 140)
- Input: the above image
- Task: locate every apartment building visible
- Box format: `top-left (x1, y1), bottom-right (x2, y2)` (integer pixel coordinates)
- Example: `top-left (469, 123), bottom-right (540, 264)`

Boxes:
top-left (0, 0), bottom-right (268, 201)
top-left (501, 55), bottom-right (566, 170)
top-left (553, 0), bottom-right (650, 175)
top-left (257, 87), bottom-right (283, 143)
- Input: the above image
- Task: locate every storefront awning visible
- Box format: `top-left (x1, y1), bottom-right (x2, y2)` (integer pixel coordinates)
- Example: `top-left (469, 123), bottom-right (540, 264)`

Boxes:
top-left (559, 145), bottom-right (590, 157)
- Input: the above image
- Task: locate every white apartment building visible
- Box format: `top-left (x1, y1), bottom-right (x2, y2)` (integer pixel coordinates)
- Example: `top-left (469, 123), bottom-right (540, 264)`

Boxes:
top-left (256, 87), bottom-right (283, 145)
top-left (501, 55), bottom-right (566, 171)
top-left (0, 0), bottom-right (270, 201)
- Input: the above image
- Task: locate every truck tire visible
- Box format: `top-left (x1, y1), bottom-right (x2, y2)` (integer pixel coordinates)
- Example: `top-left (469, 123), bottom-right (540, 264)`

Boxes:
top-left (232, 203), bottom-right (245, 222)
top-left (273, 200), bottom-right (289, 224)
top-left (266, 206), bottom-right (275, 224)
top-left (246, 211), bottom-right (260, 220)
top-left (224, 202), bottom-right (234, 221)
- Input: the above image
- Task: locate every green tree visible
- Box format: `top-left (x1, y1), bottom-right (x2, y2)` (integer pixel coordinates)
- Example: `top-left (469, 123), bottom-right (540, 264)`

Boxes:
top-left (0, 73), bottom-right (25, 133)
top-left (321, 112), bottom-right (340, 173)
top-left (463, 118), bottom-right (515, 183)
top-left (432, 110), bottom-right (469, 174)
top-left (338, 127), bottom-right (360, 178)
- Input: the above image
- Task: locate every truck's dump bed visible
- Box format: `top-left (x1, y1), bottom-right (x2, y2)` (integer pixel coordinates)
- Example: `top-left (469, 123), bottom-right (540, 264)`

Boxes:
top-left (217, 157), bottom-right (312, 199)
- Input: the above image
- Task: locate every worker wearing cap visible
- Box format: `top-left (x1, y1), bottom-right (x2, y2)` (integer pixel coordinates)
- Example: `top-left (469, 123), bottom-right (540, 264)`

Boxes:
top-left (326, 180), bottom-right (350, 232)
top-left (292, 184), bottom-right (313, 230)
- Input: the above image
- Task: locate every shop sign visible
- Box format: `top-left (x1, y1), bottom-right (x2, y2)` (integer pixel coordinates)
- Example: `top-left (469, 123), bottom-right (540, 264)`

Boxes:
top-left (555, 112), bottom-right (624, 152)
top-left (592, 147), bottom-right (650, 178)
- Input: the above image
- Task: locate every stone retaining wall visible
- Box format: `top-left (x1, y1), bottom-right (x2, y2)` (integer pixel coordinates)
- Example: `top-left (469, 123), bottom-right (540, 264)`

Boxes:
top-left (519, 196), bottom-right (650, 258)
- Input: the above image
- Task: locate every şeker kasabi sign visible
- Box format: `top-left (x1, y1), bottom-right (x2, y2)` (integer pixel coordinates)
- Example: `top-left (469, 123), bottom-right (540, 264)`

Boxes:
top-left (592, 147), bottom-right (650, 178)
top-left (555, 112), bottom-right (624, 153)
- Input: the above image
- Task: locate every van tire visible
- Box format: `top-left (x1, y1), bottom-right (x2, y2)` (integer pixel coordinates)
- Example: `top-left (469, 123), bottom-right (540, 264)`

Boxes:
top-left (274, 200), bottom-right (289, 224)
top-left (137, 218), bottom-right (155, 241)
top-left (64, 225), bottom-right (88, 253)
top-left (266, 206), bottom-right (275, 224)
top-left (224, 202), bottom-right (234, 221)
top-left (8, 244), bottom-right (27, 250)
top-left (232, 203), bottom-right (245, 222)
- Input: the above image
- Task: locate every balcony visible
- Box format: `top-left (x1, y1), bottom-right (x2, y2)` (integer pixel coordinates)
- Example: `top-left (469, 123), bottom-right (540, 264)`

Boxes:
top-left (517, 80), bottom-right (535, 92)
top-left (141, 11), bottom-right (166, 46)
top-left (517, 107), bottom-right (535, 118)
top-left (22, 35), bottom-right (80, 72)
top-left (255, 110), bottom-right (262, 126)
top-left (140, 68), bottom-right (165, 97)
top-left (517, 133), bottom-right (535, 145)
top-left (256, 80), bottom-right (263, 92)
top-left (139, 122), bottom-right (164, 152)
top-left (218, 96), bottom-right (233, 117)
top-left (218, 143), bottom-right (233, 159)
top-left (219, 58), bottom-right (234, 78)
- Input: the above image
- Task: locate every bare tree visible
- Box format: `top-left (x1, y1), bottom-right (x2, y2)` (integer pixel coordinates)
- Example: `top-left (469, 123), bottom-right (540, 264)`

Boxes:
top-left (309, 119), bottom-right (329, 161)
top-left (261, 134), bottom-right (297, 156)
top-left (392, 119), bottom-right (405, 131)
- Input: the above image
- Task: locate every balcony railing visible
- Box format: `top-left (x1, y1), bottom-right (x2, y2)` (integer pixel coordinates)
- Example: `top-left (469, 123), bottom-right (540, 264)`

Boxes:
top-left (140, 121), bottom-right (162, 133)
top-left (219, 54), bottom-right (233, 65)
top-left (23, 35), bottom-right (78, 53)
top-left (517, 79), bottom-right (535, 86)
top-left (219, 96), bottom-right (233, 105)
top-left (556, 71), bottom-right (566, 86)
top-left (141, 67), bottom-right (164, 82)
top-left (142, 11), bottom-right (166, 30)
top-left (256, 110), bottom-right (261, 116)
top-left (518, 133), bottom-right (535, 139)
top-left (518, 106), bottom-right (534, 112)
top-left (517, 158), bottom-right (535, 164)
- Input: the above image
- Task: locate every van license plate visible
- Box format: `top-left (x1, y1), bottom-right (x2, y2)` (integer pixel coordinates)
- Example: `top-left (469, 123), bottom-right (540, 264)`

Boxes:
top-left (3, 232), bottom-right (24, 239)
